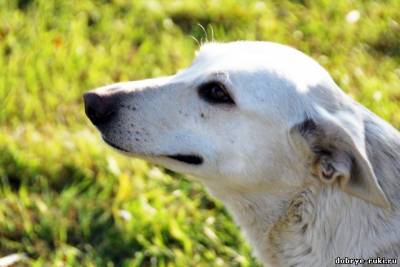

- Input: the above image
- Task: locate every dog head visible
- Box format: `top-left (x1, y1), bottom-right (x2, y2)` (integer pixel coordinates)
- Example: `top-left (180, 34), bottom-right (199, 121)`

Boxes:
top-left (84, 41), bottom-right (389, 207)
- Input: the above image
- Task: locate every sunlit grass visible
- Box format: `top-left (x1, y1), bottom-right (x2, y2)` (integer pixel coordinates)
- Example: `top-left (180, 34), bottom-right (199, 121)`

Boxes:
top-left (0, 0), bottom-right (399, 266)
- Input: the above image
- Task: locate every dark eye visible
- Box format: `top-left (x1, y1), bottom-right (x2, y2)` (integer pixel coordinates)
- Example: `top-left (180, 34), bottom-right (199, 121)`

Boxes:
top-left (198, 82), bottom-right (234, 104)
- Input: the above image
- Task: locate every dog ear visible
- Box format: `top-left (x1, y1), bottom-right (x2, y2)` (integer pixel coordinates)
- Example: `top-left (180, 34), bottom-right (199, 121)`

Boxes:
top-left (289, 112), bottom-right (390, 209)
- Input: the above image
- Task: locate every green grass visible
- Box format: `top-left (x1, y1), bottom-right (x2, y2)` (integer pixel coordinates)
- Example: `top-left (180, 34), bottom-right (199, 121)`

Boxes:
top-left (0, 0), bottom-right (399, 266)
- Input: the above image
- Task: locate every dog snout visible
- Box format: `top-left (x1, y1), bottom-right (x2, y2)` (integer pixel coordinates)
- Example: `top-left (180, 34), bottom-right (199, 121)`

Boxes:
top-left (84, 91), bottom-right (117, 125)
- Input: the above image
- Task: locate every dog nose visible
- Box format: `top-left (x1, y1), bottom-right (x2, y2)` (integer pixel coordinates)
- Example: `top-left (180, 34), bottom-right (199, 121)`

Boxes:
top-left (84, 91), bottom-right (116, 125)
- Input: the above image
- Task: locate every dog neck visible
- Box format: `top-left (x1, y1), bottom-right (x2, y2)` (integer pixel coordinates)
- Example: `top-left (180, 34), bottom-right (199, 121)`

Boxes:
top-left (205, 111), bottom-right (400, 266)
top-left (208, 184), bottom-right (400, 266)
top-left (205, 186), bottom-right (291, 265)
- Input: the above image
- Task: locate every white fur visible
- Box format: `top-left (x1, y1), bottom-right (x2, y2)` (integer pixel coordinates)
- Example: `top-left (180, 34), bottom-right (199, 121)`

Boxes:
top-left (87, 41), bottom-right (400, 266)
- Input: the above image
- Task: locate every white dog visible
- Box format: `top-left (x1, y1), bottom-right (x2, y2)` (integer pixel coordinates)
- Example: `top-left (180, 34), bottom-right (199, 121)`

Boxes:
top-left (84, 41), bottom-right (400, 266)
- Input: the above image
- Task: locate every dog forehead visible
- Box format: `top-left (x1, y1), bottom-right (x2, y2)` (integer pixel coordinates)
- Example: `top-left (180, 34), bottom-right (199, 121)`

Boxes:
top-left (177, 41), bottom-right (332, 93)
top-left (194, 41), bottom-right (312, 69)
top-left (193, 42), bottom-right (279, 72)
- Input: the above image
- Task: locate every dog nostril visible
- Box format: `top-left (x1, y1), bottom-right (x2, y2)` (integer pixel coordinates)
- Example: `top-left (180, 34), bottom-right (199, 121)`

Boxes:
top-left (84, 92), bottom-right (116, 125)
top-left (86, 106), bottom-right (114, 124)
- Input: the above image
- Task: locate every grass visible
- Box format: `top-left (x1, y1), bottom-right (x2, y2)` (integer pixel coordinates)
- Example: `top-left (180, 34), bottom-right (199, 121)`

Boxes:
top-left (0, 0), bottom-right (399, 266)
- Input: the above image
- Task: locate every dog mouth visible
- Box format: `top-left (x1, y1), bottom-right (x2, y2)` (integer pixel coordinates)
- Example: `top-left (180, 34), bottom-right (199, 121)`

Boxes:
top-left (166, 154), bottom-right (203, 165)
top-left (102, 137), bottom-right (130, 152)
top-left (102, 137), bottom-right (203, 165)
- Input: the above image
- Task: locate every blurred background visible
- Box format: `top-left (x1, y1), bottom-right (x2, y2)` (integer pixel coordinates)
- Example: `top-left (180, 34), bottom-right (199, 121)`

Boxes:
top-left (0, 0), bottom-right (399, 266)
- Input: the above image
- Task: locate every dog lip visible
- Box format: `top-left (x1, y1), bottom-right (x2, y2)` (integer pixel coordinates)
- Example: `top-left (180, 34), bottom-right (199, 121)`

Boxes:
top-left (166, 154), bottom-right (203, 165)
top-left (102, 137), bottom-right (130, 152)
top-left (101, 137), bottom-right (203, 165)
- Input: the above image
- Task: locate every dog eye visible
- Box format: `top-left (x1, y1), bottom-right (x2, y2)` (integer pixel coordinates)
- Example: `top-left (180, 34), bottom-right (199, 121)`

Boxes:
top-left (198, 82), bottom-right (234, 104)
